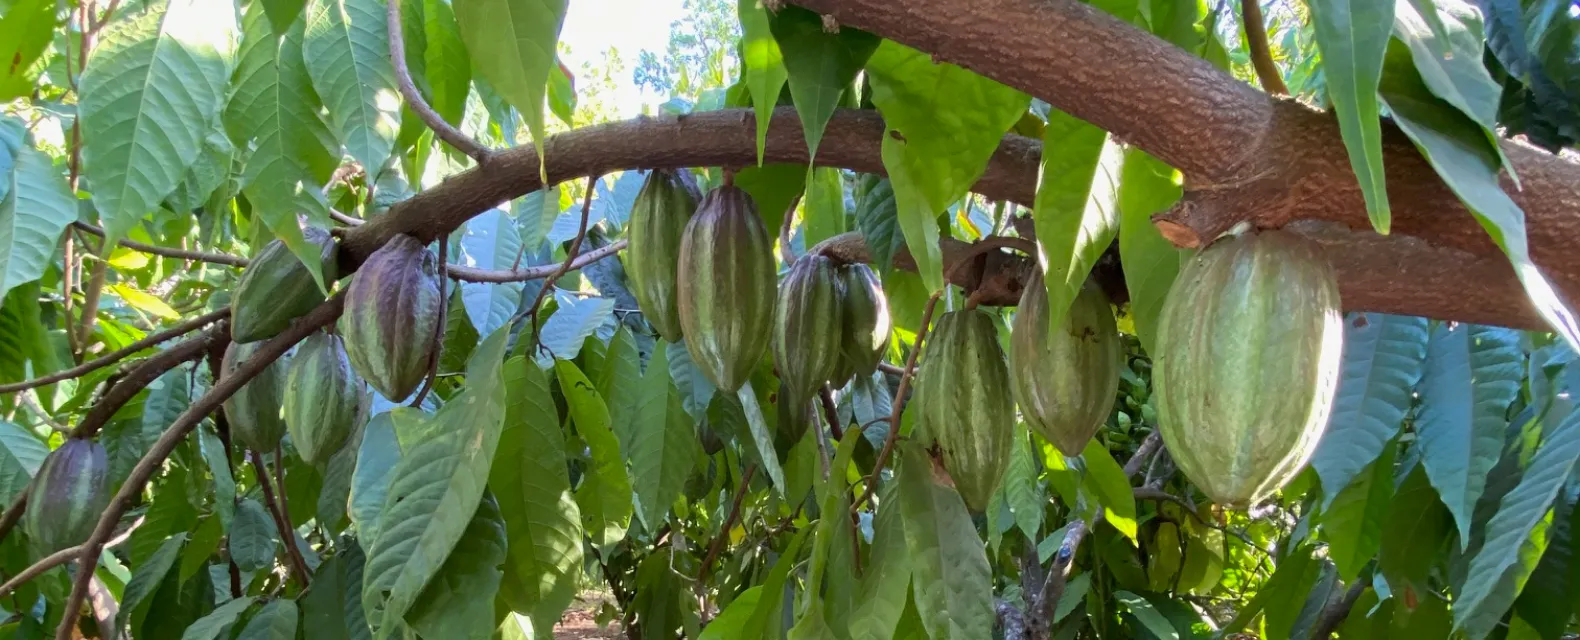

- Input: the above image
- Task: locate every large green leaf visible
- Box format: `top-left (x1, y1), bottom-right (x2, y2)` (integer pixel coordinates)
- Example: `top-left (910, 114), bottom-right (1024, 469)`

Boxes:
top-left (1115, 591), bottom-right (1179, 640)
top-left (1392, 0), bottom-right (1503, 133)
top-left (556, 358), bottom-right (632, 550)
top-left (1115, 148), bottom-right (1184, 355)
top-left (597, 327), bottom-right (642, 453)
top-left (230, 498), bottom-right (280, 572)
top-left (78, 0), bottom-right (237, 247)
top-left (737, 380), bottom-right (787, 493)
top-left (304, 0), bottom-right (400, 174)
top-left (865, 41), bottom-right (1031, 292)
top-left (1414, 322), bottom-right (1523, 543)
top-left (349, 411), bottom-right (403, 544)
top-left (419, 0), bottom-right (471, 127)
top-left (118, 533), bottom-right (188, 633)
top-left (631, 344), bottom-right (697, 530)
top-left (850, 480), bottom-right (909, 640)
top-left (457, 209), bottom-right (525, 335)
top-left (1311, 312), bottom-right (1429, 506)
top-left (1082, 439), bottom-right (1138, 542)
top-left (767, 5), bottom-right (879, 159)
top-left (492, 357), bottom-right (582, 628)
top-left (1321, 443), bottom-right (1396, 581)
top-left (406, 494), bottom-right (507, 640)
top-left (362, 326), bottom-right (510, 639)
top-left (854, 175), bottom-right (904, 271)
top-left (196, 426), bottom-right (237, 528)
top-left (0, 143), bottom-right (76, 302)
top-left (734, 162), bottom-right (805, 244)
top-left (0, 421), bottom-right (47, 506)
top-left (1378, 463), bottom-right (1454, 590)
top-left (234, 599), bottom-right (298, 640)
top-left (1003, 424), bottom-right (1044, 541)
top-left (0, 0), bottom-right (56, 100)
top-left (1379, 42), bottom-right (1580, 350)
top-left (744, 528), bottom-right (812, 638)
top-left (700, 587), bottom-right (763, 640)
top-left (453, 0), bottom-right (566, 162)
top-left (738, 0), bottom-right (788, 164)
top-left (1307, 0), bottom-right (1394, 231)
top-left (301, 547), bottom-right (371, 640)
top-left (897, 443), bottom-right (994, 639)
top-left (1454, 410), bottom-right (1580, 637)
top-left (1031, 110), bottom-right (1123, 336)
top-left (180, 596), bottom-right (256, 640)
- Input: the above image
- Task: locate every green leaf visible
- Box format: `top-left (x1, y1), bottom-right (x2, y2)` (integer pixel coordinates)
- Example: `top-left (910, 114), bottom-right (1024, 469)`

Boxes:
top-left (234, 599), bottom-right (298, 640)
top-left (631, 344), bottom-right (697, 530)
top-left (1378, 463), bottom-right (1454, 590)
top-left (556, 358), bottom-right (632, 550)
top-left (1003, 424), bottom-right (1043, 541)
top-left (230, 498), bottom-right (280, 572)
top-left (850, 481), bottom-right (909, 640)
top-left (1322, 442), bottom-right (1396, 581)
top-left (0, 143), bottom-right (76, 302)
top-left (1082, 438), bottom-right (1138, 542)
top-left (1311, 312), bottom-right (1429, 506)
top-left (1415, 322), bottom-right (1523, 543)
top-left (1115, 591), bottom-right (1179, 640)
top-left (767, 5), bottom-right (879, 159)
top-left (854, 175), bottom-right (904, 271)
top-left (118, 533), bottom-right (188, 633)
top-left (597, 327), bottom-right (642, 452)
top-left (865, 41), bottom-right (1031, 292)
top-left (1056, 573), bottom-right (1090, 622)
top-left (458, 209), bottom-right (525, 335)
top-left (700, 586), bottom-right (762, 640)
top-left (319, 420), bottom-right (362, 532)
top-left (737, 380), bottom-right (787, 493)
top-left (492, 357), bottom-right (582, 628)
top-left (180, 595), bottom-right (255, 640)
top-left (1379, 42), bottom-right (1580, 351)
top-left (745, 528), bottom-right (812, 637)
top-left (109, 284), bottom-right (182, 320)
top-left (0, 421), bottom-right (47, 506)
top-left (1032, 110), bottom-right (1124, 335)
top-left (453, 0), bottom-right (567, 164)
top-left (301, 547), bottom-right (371, 640)
top-left (78, 0), bottom-right (237, 247)
top-left (539, 296), bottom-right (615, 362)
top-left (362, 326), bottom-right (511, 639)
top-left (738, 0), bottom-right (788, 164)
top-left (734, 163), bottom-right (806, 243)
top-left (304, 0), bottom-right (401, 174)
top-left (261, 0), bottom-right (305, 36)
top-left (547, 58), bottom-right (576, 127)
top-left (1307, 0), bottom-right (1394, 231)
top-left (0, 0), bottom-right (56, 100)
top-left (514, 185), bottom-right (560, 254)
top-left (802, 167), bottom-right (846, 248)
top-left (420, 0), bottom-right (471, 128)
top-left (1115, 148), bottom-right (1184, 355)
top-left (406, 493), bottom-right (507, 640)
top-left (349, 411), bottom-right (402, 544)
top-left (1454, 410), bottom-right (1580, 637)
top-left (1392, 0), bottom-right (1503, 132)
top-left (897, 443), bottom-right (994, 640)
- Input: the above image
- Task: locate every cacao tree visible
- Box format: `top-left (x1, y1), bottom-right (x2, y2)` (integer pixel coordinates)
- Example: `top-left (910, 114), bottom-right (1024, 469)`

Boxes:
top-left (0, 0), bottom-right (1577, 637)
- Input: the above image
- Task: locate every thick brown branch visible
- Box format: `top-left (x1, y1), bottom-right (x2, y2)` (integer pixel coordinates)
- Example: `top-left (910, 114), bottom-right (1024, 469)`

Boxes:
top-left (386, 0), bottom-right (489, 162)
top-left (72, 325), bottom-right (226, 440)
top-left (0, 309), bottom-right (229, 395)
top-left (72, 222), bottom-right (247, 268)
top-left (1240, 0), bottom-right (1288, 95)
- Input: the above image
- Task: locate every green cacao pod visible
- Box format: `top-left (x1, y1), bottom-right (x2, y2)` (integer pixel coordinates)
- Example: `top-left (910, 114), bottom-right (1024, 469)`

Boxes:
top-left (915, 309), bottom-right (1014, 512)
top-left (676, 185), bottom-right (776, 392)
top-left (1154, 230), bottom-right (1343, 508)
top-left (626, 169), bottom-right (700, 342)
top-left (284, 331), bottom-right (365, 465)
top-left (231, 228), bottom-right (338, 344)
top-left (23, 439), bottom-right (108, 556)
top-left (832, 263), bottom-right (891, 385)
top-left (339, 234), bottom-right (442, 401)
top-left (1010, 272), bottom-right (1122, 456)
top-left (222, 341), bottom-right (289, 452)
top-left (773, 254), bottom-right (843, 402)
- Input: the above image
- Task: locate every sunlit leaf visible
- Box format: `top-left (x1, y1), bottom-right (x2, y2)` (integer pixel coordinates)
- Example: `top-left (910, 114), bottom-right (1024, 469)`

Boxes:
top-left (453, 0), bottom-right (567, 163)
top-left (0, 143), bottom-right (76, 302)
top-left (304, 0), bottom-right (401, 174)
top-left (768, 6), bottom-right (879, 159)
top-left (1115, 148), bottom-right (1185, 355)
top-left (737, 0), bottom-right (788, 164)
top-left (556, 358), bottom-right (632, 550)
top-left (1031, 111), bottom-right (1123, 335)
top-left (897, 443), bottom-right (994, 639)
top-left (1311, 312), bottom-right (1429, 506)
top-left (1308, 0), bottom-right (1394, 230)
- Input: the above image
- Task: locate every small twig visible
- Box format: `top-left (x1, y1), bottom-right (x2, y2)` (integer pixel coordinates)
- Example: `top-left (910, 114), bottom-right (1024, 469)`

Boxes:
top-left (75, 260), bottom-right (107, 357)
top-left (0, 309), bottom-right (229, 394)
top-left (329, 210), bottom-right (365, 227)
top-left (697, 465), bottom-right (757, 585)
top-left (386, 0), bottom-right (490, 162)
top-left (1121, 431), bottom-right (1162, 478)
top-left (71, 222), bottom-right (248, 267)
top-left (447, 240), bottom-right (625, 283)
top-left (851, 290), bottom-right (943, 513)
top-left (409, 234), bottom-right (450, 407)
top-left (779, 194), bottom-right (802, 264)
top-left (251, 451), bottom-right (309, 586)
top-left (817, 386), bottom-right (844, 443)
top-left (63, 236), bottom-right (79, 358)
top-left (203, 347), bottom-right (246, 600)
top-left (0, 517), bottom-right (142, 600)
top-left (1311, 574), bottom-right (1372, 639)
top-left (54, 293), bottom-right (343, 639)
top-left (1240, 0), bottom-right (1288, 95)
top-left (0, 493), bottom-right (27, 547)
top-left (520, 176), bottom-right (598, 349)
top-left (71, 325), bottom-right (225, 440)
top-left (18, 391), bottom-right (69, 434)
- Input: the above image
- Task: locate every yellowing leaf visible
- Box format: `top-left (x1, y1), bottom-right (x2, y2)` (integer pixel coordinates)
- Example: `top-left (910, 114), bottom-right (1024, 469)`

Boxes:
top-left (109, 284), bottom-right (180, 319)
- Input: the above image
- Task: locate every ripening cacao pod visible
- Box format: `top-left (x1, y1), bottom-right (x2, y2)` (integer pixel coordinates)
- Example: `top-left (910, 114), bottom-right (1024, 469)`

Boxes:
top-left (915, 309), bottom-right (1014, 512)
top-left (23, 439), bottom-right (108, 555)
top-left (832, 263), bottom-right (891, 386)
top-left (1154, 230), bottom-right (1343, 508)
top-left (676, 185), bottom-right (776, 392)
top-left (339, 234), bottom-right (442, 401)
top-left (284, 332), bottom-right (365, 465)
top-left (222, 340), bottom-right (289, 451)
top-left (1010, 272), bottom-right (1122, 456)
top-left (773, 254), bottom-right (843, 403)
top-left (627, 169), bottom-right (700, 342)
top-left (231, 228), bottom-right (338, 344)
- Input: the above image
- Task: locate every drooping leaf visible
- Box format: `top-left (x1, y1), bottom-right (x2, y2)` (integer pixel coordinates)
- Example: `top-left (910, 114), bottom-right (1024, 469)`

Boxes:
top-left (1307, 0), bottom-right (1394, 230)
top-left (1322, 442), bottom-right (1397, 581)
top-left (744, 528), bottom-right (812, 638)
top-left (230, 498), bottom-right (280, 572)
top-left (349, 411), bottom-right (403, 544)
top-left (850, 480), bottom-right (909, 640)
top-left (631, 344), bottom-right (697, 530)
top-left (420, 0), bottom-right (471, 129)
top-left (801, 166), bottom-right (847, 248)
top-left (897, 443), bottom-right (994, 639)
top-left (1083, 438), bottom-right (1138, 542)
top-left (78, 0), bottom-right (238, 247)
top-left (1378, 463), bottom-right (1455, 590)
top-left (767, 6), bottom-right (880, 159)
top-left (0, 421), bottom-right (47, 507)
top-left (737, 0), bottom-right (788, 164)
top-left (304, 0), bottom-right (401, 176)
top-left (556, 358), bottom-right (632, 550)
top-left (1032, 110), bottom-right (1124, 336)
top-left (301, 546), bottom-right (371, 640)
top-left (453, 0), bottom-right (567, 163)
top-left (1116, 591), bottom-right (1179, 640)
top-left (406, 494), bottom-right (508, 640)
top-left (179, 595), bottom-right (256, 640)
top-left (1115, 148), bottom-right (1185, 355)
top-left (598, 327), bottom-right (642, 452)
top-left (737, 380), bottom-right (787, 493)
top-left (1003, 424), bottom-right (1044, 541)
top-left (234, 599), bottom-right (298, 640)
top-left (0, 143), bottom-right (76, 302)
top-left (0, 0), bottom-right (56, 100)
top-left (854, 175), bottom-right (904, 271)
top-left (699, 586), bottom-right (763, 640)
top-left (118, 533), bottom-right (189, 633)
top-left (1393, 0), bottom-right (1504, 133)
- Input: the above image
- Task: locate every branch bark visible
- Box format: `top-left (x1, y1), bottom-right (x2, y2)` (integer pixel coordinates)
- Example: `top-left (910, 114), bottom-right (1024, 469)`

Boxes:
top-left (0, 309), bottom-right (229, 394)
top-left (72, 324), bottom-right (226, 440)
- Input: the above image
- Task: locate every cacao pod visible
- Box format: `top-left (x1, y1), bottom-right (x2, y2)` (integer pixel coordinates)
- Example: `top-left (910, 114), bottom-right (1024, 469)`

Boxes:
top-left (23, 439), bottom-right (109, 556)
top-left (339, 234), bottom-right (442, 401)
top-left (676, 185), bottom-right (776, 392)
top-left (773, 254), bottom-right (844, 402)
top-left (1154, 229), bottom-right (1342, 508)
top-left (832, 263), bottom-right (891, 386)
top-left (626, 169), bottom-right (700, 342)
top-left (222, 340), bottom-right (289, 452)
top-left (1010, 271), bottom-right (1122, 456)
top-left (231, 228), bottom-right (338, 344)
top-left (915, 309), bottom-right (1014, 512)
top-left (284, 331), bottom-right (365, 465)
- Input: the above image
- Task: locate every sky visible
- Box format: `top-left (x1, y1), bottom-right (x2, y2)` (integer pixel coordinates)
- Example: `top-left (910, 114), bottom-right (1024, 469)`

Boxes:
top-left (558, 0), bottom-right (693, 117)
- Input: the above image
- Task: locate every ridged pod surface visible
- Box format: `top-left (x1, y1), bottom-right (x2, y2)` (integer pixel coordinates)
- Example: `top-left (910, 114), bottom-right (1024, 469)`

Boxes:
top-left (626, 169), bottom-right (700, 342)
top-left (915, 309), bottom-right (1014, 512)
top-left (833, 263), bottom-right (891, 385)
top-left (339, 234), bottom-right (441, 401)
top-left (284, 332), bottom-right (365, 465)
top-left (231, 228), bottom-right (338, 343)
top-left (23, 439), bottom-right (108, 555)
top-left (1010, 272), bottom-right (1121, 456)
top-left (222, 341), bottom-right (289, 452)
top-left (773, 254), bottom-right (843, 402)
top-left (1154, 230), bottom-right (1343, 508)
top-left (676, 185), bottom-right (776, 392)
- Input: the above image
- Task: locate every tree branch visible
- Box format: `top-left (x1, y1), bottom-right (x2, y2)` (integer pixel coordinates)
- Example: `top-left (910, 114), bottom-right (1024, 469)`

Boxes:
top-left (1239, 0), bottom-right (1288, 95)
top-left (386, 0), bottom-right (490, 162)
top-left (851, 291), bottom-right (942, 513)
top-left (521, 176), bottom-right (598, 348)
top-left (0, 517), bottom-right (141, 601)
top-left (697, 465), bottom-right (757, 586)
top-left (250, 452), bottom-right (310, 586)
top-left (70, 325), bottom-right (224, 440)
top-left (445, 239), bottom-right (627, 283)
top-left (0, 309), bottom-right (229, 395)
top-left (54, 293), bottom-right (343, 640)
top-left (71, 222), bottom-right (248, 268)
